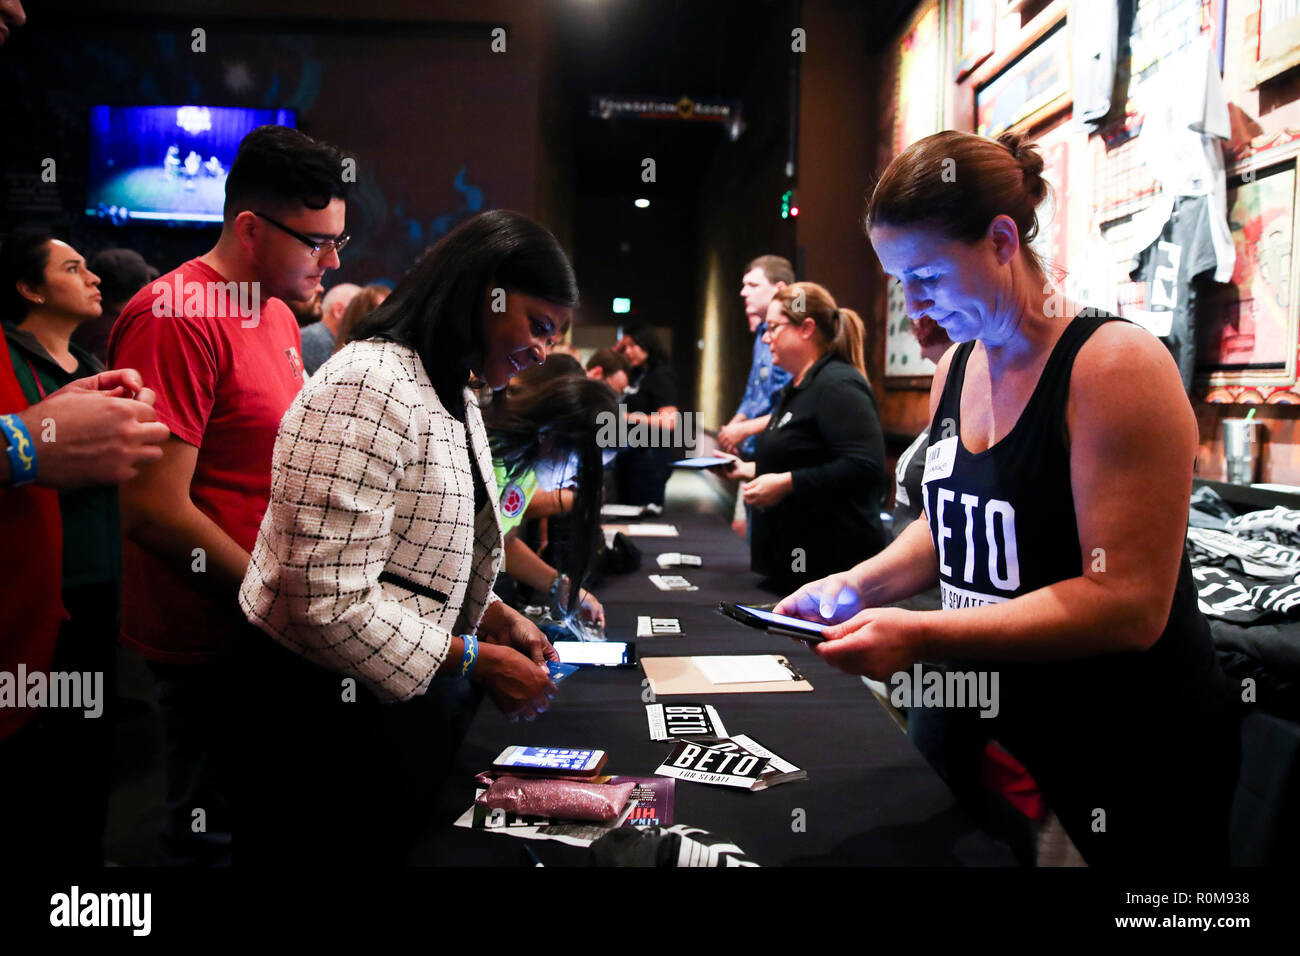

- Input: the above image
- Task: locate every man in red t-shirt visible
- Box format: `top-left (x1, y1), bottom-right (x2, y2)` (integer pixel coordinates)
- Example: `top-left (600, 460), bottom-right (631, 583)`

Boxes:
top-left (109, 125), bottom-right (353, 865)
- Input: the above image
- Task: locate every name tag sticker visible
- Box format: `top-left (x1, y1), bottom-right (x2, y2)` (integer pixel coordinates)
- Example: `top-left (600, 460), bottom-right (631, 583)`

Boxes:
top-left (922, 436), bottom-right (958, 485)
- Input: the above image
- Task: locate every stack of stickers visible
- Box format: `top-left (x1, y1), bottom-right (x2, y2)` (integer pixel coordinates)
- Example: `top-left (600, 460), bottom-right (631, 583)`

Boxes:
top-left (646, 703), bottom-right (805, 792)
top-left (648, 574), bottom-right (697, 592)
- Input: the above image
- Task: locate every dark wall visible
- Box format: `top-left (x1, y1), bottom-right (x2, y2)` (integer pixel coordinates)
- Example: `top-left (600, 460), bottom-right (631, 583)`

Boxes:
top-left (571, 192), bottom-right (697, 394)
top-left (692, 7), bottom-right (798, 428)
top-left (0, 1), bottom-right (553, 288)
top-left (795, 0), bottom-right (883, 409)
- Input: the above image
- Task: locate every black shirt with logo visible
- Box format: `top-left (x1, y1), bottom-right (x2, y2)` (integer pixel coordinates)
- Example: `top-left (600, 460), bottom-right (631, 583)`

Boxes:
top-left (923, 312), bottom-right (1239, 865)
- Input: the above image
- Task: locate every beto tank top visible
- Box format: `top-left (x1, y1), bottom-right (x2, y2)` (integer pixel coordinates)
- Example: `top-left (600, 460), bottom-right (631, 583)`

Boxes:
top-left (922, 312), bottom-right (1232, 735)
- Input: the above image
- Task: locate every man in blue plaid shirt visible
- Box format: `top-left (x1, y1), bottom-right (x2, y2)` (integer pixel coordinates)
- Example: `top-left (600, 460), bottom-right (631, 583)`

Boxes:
top-left (717, 255), bottom-right (793, 534)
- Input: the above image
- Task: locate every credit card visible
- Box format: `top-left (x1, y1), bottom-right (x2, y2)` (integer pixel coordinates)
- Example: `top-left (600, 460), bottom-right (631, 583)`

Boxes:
top-left (547, 661), bottom-right (581, 683)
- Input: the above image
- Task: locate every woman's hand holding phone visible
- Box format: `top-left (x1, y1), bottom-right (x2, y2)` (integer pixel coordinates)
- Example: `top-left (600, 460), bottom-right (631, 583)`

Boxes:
top-left (476, 642), bottom-right (557, 722)
top-left (813, 606), bottom-right (923, 680)
top-left (775, 572), bottom-right (866, 624)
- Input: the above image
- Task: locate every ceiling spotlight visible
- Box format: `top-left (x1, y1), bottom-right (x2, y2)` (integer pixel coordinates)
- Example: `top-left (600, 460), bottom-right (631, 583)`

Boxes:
top-left (634, 198), bottom-right (650, 208)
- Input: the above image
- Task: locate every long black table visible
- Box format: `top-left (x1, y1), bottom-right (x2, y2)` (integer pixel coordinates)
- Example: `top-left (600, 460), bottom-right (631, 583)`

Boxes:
top-left (414, 477), bottom-right (1014, 865)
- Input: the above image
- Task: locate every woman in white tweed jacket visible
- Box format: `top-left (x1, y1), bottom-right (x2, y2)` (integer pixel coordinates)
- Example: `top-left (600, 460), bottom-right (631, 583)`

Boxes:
top-left (235, 211), bottom-right (574, 864)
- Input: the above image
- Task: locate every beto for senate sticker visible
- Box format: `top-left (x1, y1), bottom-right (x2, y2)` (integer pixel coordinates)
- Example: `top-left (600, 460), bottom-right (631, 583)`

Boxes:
top-left (500, 482), bottom-right (526, 518)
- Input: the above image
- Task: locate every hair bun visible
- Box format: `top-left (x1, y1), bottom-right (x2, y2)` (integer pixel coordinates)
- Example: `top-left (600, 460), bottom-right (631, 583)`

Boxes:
top-left (995, 131), bottom-right (1046, 203)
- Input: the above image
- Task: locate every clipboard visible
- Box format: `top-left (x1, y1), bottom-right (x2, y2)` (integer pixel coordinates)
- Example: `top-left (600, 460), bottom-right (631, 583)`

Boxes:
top-left (640, 655), bottom-right (813, 695)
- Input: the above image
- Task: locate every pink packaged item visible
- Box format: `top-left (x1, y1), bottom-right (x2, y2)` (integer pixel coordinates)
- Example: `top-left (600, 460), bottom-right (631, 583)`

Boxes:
top-left (475, 774), bottom-right (636, 823)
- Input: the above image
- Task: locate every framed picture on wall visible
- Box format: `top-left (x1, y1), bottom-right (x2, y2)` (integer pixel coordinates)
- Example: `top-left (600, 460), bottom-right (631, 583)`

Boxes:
top-left (1032, 115), bottom-right (1071, 274)
top-left (884, 276), bottom-right (937, 385)
top-left (892, 0), bottom-right (945, 158)
top-left (975, 15), bottom-right (1070, 138)
top-left (1255, 0), bottom-right (1300, 85)
top-left (1199, 140), bottom-right (1300, 390)
top-left (954, 0), bottom-right (997, 80)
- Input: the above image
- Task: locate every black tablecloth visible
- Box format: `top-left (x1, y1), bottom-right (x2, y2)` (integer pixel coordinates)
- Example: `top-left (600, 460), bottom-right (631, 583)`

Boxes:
top-left (412, 482), bottom-right (1013, 865)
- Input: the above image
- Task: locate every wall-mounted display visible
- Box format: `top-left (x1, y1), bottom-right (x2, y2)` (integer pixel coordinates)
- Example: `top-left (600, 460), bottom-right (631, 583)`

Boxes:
top-left (976, 16), bottom-right (1070, 138)
top-left (1199, 136), bottom-right (1300, 391)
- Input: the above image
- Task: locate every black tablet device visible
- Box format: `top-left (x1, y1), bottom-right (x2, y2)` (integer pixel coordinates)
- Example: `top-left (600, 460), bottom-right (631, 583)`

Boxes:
top-left (716, 602), bottom-right (828, 642)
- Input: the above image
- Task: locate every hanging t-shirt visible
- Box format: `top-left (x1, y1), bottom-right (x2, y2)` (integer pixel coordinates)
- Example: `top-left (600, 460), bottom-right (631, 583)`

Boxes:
top-left (1133, 33), bottom-right (1234, 283)
top-left (1129, 194), bottom-right (1219, 392)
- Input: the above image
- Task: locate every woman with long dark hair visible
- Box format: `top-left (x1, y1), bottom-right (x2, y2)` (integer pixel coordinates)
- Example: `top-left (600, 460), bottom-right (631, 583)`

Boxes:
top-left (238, 210), bottom-right (576, 864)
top-left (484, 362), bottom-right (617, 625)
top-left (613, 323), bottom-right (678, 507)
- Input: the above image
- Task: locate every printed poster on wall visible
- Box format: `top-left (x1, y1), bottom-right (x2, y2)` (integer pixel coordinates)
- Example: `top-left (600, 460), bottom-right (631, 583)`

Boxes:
top-left (1032, 117), bottom-right (1071, 275)
top-left (885, 276), bottom-right (936, 382)
top-left (976, 18), bottom-right (1070, 139)
top-left (893, 1), bottom-right (944, 158)
top-left (1200, 160), bottom-right (1299, 383)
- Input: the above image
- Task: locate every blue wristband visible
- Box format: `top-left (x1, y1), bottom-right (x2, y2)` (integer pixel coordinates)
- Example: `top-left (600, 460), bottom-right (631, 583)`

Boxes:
top-left (458, 633), bottom-right (479, 679)
top-left (0, 414), bottom-right (37, 486)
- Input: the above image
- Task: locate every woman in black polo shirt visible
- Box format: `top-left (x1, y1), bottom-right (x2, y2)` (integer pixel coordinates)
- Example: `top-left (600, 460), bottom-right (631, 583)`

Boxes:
top-left (722, 282), bottom-right (887, 591)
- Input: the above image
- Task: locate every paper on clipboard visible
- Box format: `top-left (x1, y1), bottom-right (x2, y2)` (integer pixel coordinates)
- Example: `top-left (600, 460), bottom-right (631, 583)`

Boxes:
top-left (640, 655), bottom-right (813, 695)
top-left (694, 655), bottom-right (794, 685)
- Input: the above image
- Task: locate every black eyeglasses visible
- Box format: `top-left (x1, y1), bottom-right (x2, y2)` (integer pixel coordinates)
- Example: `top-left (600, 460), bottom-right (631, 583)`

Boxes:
top-left (254, 212), bottom-right (350, 256)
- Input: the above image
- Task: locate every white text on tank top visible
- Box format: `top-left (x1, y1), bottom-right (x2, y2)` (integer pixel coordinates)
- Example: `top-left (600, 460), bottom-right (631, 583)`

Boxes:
top-left (922, 436), bottom-right (1020, 608)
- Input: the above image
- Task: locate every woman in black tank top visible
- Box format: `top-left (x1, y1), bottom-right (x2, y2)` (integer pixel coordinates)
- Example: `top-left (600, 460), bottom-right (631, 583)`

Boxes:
top-left (776, 131), bottom-right (1240, 866)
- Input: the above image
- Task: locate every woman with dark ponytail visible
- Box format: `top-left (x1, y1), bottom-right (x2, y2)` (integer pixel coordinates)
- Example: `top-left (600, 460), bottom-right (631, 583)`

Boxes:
top-left (776, 130), bottom-right (1239, 867)
top-left (720, 281), bottom-right (888, 591)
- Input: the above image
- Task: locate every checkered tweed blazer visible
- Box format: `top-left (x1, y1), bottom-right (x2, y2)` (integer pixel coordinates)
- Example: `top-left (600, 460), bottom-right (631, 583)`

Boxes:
top-left (239, 339), bottom-right (503, 702)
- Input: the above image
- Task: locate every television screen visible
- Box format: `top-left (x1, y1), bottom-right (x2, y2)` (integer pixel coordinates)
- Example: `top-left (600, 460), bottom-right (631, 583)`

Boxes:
top-left (87, 105), bottom-right (296, 224)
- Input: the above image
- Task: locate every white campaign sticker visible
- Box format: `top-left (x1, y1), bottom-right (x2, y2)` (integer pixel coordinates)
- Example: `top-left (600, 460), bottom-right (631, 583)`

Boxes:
top-left (922, 435), bottom-right (958, 485)
top-left (637, 616), bottom-right (683, 637)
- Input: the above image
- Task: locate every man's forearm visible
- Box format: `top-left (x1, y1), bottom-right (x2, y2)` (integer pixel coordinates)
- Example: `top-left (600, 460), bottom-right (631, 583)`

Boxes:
top-left (122, 500), bottom-right (251, 597)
